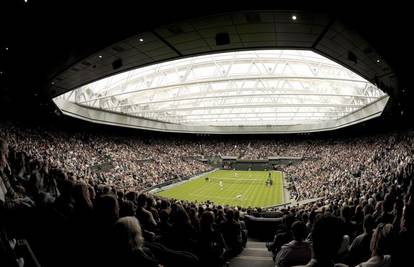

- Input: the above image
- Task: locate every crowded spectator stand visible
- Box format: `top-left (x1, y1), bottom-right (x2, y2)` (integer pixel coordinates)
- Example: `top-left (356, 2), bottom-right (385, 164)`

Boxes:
top-left (1, 121), bottom-right (414, 267)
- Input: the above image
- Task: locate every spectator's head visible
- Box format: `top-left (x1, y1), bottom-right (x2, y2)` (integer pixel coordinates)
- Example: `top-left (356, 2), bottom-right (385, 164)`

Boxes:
top-left (119, 200), bottom-right (136, 218)
top-left (102, 186), bottom-right (111, 194)
top-left (401, 203), bottom-right (414, 232)
top-left (291, 221), bottom-right (307, 241)
top-left (370, 223), bottom-right (394, 257)
top-left (172, 205), bottom-right (191, 226)
top-left (375, 201), bottom-right (383, 214)
top-left (73, 182), bottom-right (93, 211)
top-left (52, 168), bottom-right (68, 182)
top-left (189, 207), bottom-right (197, 219)
top-left (125, 191), bottom-right (137, 202)
top-left (146, 196), bottom-right (156, 209)
top-left (341, 205), bottom-right (351, 222)
top-left (363, 203), bottom-right (374, 216)
top-left (137, 194), bottom-right (148, 208)
top-left (382, 195), bottom-right (394, 213)
top-left (234, 210), bottom-right (241, 221)
top-left (200, 210), bottom-right (215, 231)
top-left (283, 214), bottom-right (295, 229)
top-left (95, 194), bottom-right (119, 224)
top-left (117, 191), bottom-right (124, 201)
top-left (160, 199), bottom-right (171, 210)
top-left (58, 178), bottom-right (75, 200)
top-left (309, 210), bottom-right (317, 225)
top-left (216, 209), bottom-right (225, 220)
top-left (198, 205), bottom-right (204, 217)
top-left (159, 209), bottom-right (170, 223)
top-left (113, 216), bottom-right (144, 252)
top-left (225, 209), bottom-right (235, 221)
top-left (363, 214), bottom-right (375, 234)
top-left (311, 215), bottom-right (344, 261)
top-left (0, 138), bottom-right (8, 156)
top-left (0, 139), bottom-right (8, 166)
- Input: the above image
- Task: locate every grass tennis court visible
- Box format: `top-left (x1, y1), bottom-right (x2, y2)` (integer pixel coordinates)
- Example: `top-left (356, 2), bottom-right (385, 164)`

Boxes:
top-left (155, 170), bottom-right (284, 208)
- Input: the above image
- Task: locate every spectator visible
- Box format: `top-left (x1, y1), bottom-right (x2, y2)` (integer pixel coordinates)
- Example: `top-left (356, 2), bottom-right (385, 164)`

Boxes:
top-left (112, 216), bottom-right (160, 267)
top-left (267, 214), bottom-right (295, 259)
top-left (355, 223), bottom-right (393, 267)
top-left (392, 203), bottom-right (414, 266)
top-left (1, 121), bottom-right (414, 267)
top-left (220, 209), bottom-right (243, 258)
top-left (296, 215), bottom-right (348, 267)
top-left (234, 210), bottom-right (247, 248)
top-left (348, 214), bottom-right (375, 265)
top-left (275, 221), bottom-right (312, 267)
top-left (197, 211), bottom-right (226, 267)
top-left (136, 193), bottom-right (157, 232)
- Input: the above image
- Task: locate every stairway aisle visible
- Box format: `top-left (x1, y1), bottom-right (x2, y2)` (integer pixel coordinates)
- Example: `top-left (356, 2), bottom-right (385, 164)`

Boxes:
top-left (229, 241), bottom-right (274, 267)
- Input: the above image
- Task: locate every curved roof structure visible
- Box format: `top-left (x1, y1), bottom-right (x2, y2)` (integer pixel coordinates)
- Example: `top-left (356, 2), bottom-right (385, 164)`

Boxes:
top-left (50, 10), bottom-right (395, 134)
top-left (53, 49), bottom-right (388, 133)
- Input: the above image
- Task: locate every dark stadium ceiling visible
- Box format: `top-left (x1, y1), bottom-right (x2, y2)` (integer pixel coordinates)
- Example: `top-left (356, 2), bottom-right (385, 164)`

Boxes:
top-left (0, 0), bottom-right (412, 129)
top-left (48, 8), bottom-right (395, 133)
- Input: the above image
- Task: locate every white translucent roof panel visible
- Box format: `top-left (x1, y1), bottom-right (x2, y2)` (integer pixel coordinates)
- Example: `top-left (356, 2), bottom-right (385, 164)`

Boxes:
top-left (54, 50), bottom-right (386, 127)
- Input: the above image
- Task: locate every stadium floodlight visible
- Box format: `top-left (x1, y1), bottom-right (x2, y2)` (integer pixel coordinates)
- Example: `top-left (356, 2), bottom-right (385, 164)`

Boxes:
top-left (53, 49), bottom-right (388, 134)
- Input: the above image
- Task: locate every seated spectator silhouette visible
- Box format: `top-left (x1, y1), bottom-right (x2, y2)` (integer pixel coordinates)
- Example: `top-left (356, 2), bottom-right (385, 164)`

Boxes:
top-left (112, 216), bottom-right (160, 267)
top-left (295, 215), bottom-right (348, 267)
top-left (158, 209), bottom-right (173, 239)
top-left (0, 226), bottom-right (21, 267)
top-left (355, 223), bottom-right (393, 267)
top-left (234, 210), bottom-right (247, 248)
top-left (275, 221), bottom-right (312, 267)
top-left (0, 139), bottom-right (34, 209)
top-left (375, 195), bottom-right (395, 225)
top-left (267, 213), bottom-right (295, 260)
top-left (147, 195), bottom-right (160, 223)
top-left (169, 205), bottom-right (197, 252)
top-left (119, 200), bottom-right (136, 218)
top-left (136, 193), bottom-right (157, 232)
top-left (341, 205), bottom-right (357, 240)
top-left (0, 139), bottom-right (17, 204)
top-left (391, 202), bottom-right (414, 266)
top-left (197, 210), bottom-right (226, 267)
top-left (220, 209), bottom-right (243, 258)
top-left (91, 193), bottom-right (120, 267)
top-left (347, 214), bottom-right (375, 265)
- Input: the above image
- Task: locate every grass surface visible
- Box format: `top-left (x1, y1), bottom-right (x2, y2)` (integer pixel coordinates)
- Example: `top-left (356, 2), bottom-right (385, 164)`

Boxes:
top-left (155, 170), bottom-right (284, 208)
